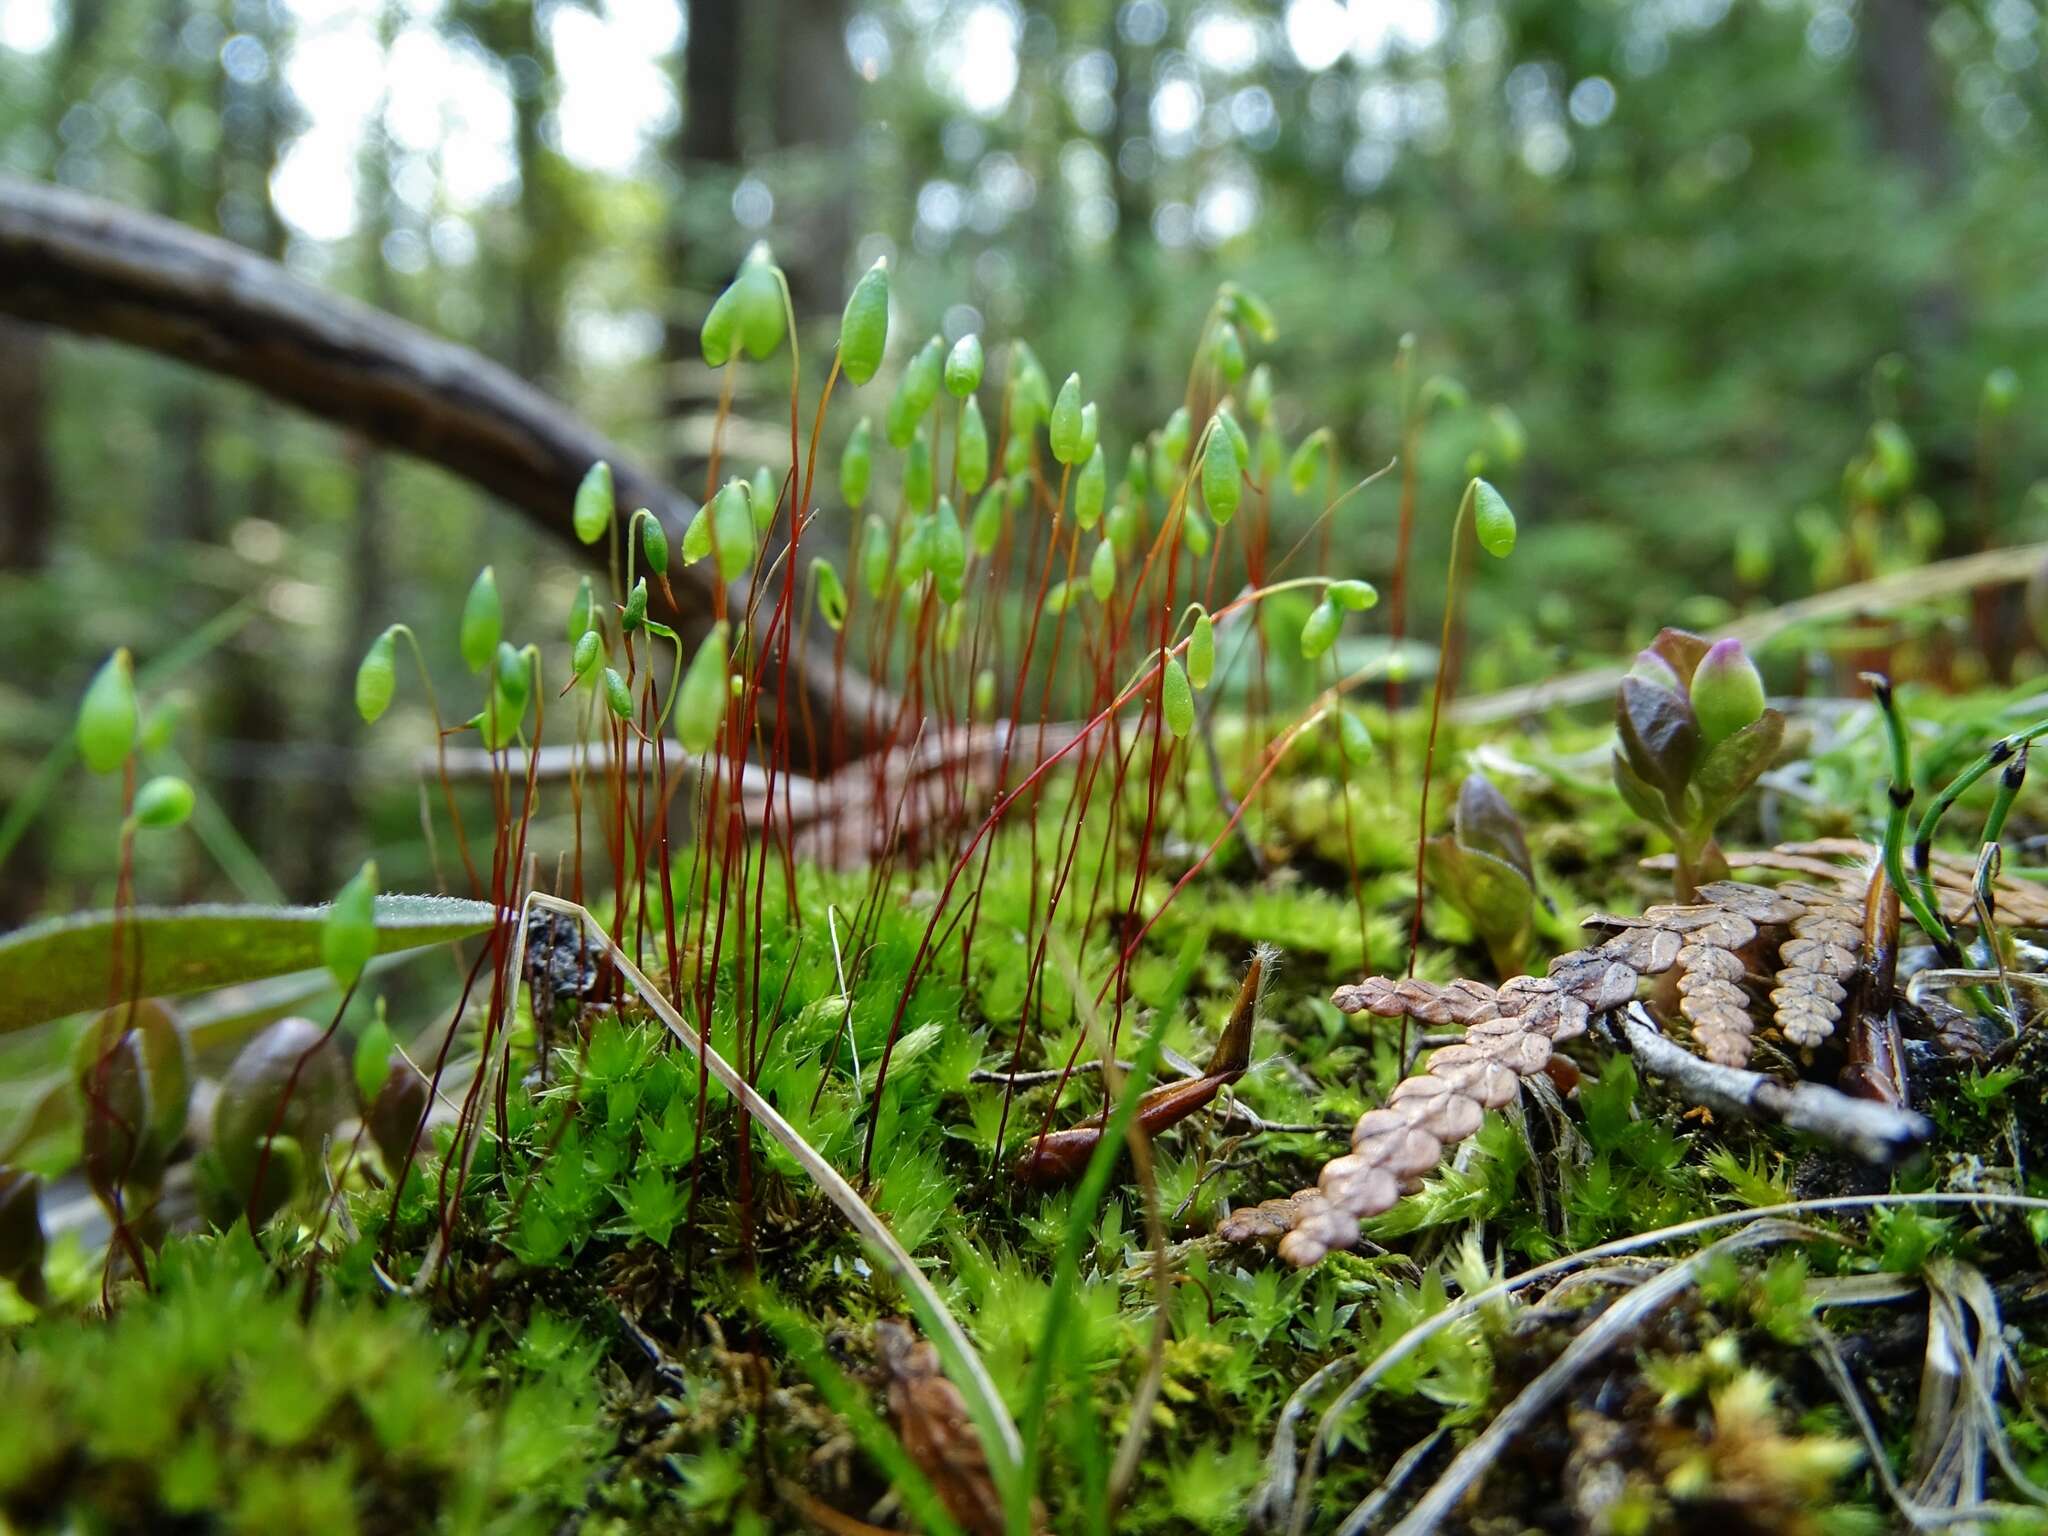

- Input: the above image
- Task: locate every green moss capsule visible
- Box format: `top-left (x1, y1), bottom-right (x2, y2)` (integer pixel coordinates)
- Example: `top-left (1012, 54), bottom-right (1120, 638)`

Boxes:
top-left (567, 576), bottom-right (597, 643)
top-left (751, 467), bottom-right (779, 533)
top-left (970, 479), bottom-right (1006, 555)
top-left (1217, 407), bottom-right (1249, 464)
top-left (485, 642), bottom-right (529, 748)
top-left (573, 628), bottom-right (603, 679)
top-left (573, 460), bottom-right (614, 544)
top-left (1489, 405), bottom-right (1528, 467)
top-left (1984, 366), bottom-right (2019, 416)
top-left (838, 257), bottom-right (890, 385)
top-left (1338, 709), bottom-right (1373, 767)
top-left (814, 558), bottom-right (848, 631)
top-left (1151, 437), bottom-right (1178, 500)
top-left (460, 567), bottom-right (501, 673)
top-left (1245, 363), bottom-right (1274, 424)
top-left (1161, 406), bottom-right (1192, 467)
top-left (622, 577), bottom-right (648, 632)
top-left (887, 336), bottom-right (945, 447)
top-left (1075, 402), bottom-right (1099, 467)
top-left (1212, 321), bottom-right (1246, 384)
top-left (1075, 444), bottom-right (1107, 529)
top-left (355, 627), bottom-right (397, 724)
top-left (885, 381), bottom-right (921, 450)
top-left (77, 648), bottom-right (137, 775)
top-left (1328, 578), bottom-right (1378, 611)
top-left (1288, 429), bottom-right (1330, 495)
top-left (1105, 491), bottom-right (1140, 556)
top-left (895, 512), bottom-right (934, 587)
top-left (905, 427), bottom-right (934, 509)
top-left (735, 245), bottom-right (787, 361)
top-left (860, 514), bottom-right (892, 599)
top-left (698, 260), bottom-right (769, 368)
top-left (957, 397), bottom-right (990, 493)
top-left (1049, 373), bottom-right (1084, 465)
top-left (1010, 341), bottom-right (1051, 435)
top-left (1256, 428), bottom-right (1285, 487)
top-left (132, 775), bottom-right (194, 830)
top-left (1202, 424), bottom-right (1242, 526)
top-left (842, 417), bottom-right (874, 509)
top-left (602, 667), bottom-right (633, 721)
top-left (323, 859), bottom-right (378, 991)
top-left (944, 333), bottom-right (984, 397)
top-left (1221, 281), bottom-right (1277, 342)
top-left (1299, 598), bottom-right (1341, 660)
top-left (640, 513), bottom-right (668, 576)
top-left (689, 479), bottom-right (754, 581)
top-left (1162, 653), bottom-right (1194, 738)
top-left (1188, 612), bottom-right (1214, 689)
top-left (932, 497), bottom-right (967, 603)
top-left (676, 621), bottom-right (731, 755)
top-left (1472, 478), bottom-right (1516, 558)
top-left (1089, 538), bottom-right (1116, 603)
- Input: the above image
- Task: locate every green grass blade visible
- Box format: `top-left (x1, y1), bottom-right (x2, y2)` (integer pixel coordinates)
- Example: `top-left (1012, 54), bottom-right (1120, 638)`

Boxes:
top-left (0, 895), bottom-right (499, 1031)
top-left (753, 1290), bottom-right (967, 1536)
top-left (1014, 1024), bottom-right (1163, 1524)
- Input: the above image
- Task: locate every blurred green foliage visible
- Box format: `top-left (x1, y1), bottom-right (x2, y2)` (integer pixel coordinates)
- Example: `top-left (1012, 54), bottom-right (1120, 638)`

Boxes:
top-left (3, 0), bottom-right (2045, 921)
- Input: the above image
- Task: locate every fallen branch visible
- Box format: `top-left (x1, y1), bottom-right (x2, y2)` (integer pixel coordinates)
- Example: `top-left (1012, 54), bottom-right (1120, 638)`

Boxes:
top-left (1615, 1004), bottom-right (1932, 1164)
top-left (0, 175), bottom-right (886, 761)
top-left (1453, 542), bottom-right (2048, 725)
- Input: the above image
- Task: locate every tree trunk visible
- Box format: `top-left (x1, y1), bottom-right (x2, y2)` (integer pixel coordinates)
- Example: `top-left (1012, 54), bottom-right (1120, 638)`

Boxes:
top-left (770, 0), bottom-right (856, 309)
top-left (1855, 0), bottom-right (1962, 349)
top-left (0, 320), bottom-right (50, 574)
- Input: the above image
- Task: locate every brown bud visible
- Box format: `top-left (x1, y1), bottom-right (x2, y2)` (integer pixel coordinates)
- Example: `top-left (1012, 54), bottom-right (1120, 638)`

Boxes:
top-left (74, 999), bottom-right (191, 1193)
top-left (0, 1168), bottom-right (46, 1305)
top-left (366, 1057), bottom-right (430, 1175)
top-left (212, 1017), bottom-right (356, 1225)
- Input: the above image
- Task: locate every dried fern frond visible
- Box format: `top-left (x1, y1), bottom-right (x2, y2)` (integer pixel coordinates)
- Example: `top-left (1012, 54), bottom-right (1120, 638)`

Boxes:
top-left (1644, 839), bottom-right (2048, 928)
top-left (1226, 865), bottom-right (1902, 1267)
top-left (1231, 956), bottom-right (1629, 1267)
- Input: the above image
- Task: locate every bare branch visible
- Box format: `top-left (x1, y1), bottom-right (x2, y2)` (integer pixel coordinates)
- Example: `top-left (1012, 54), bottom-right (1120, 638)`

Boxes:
top-left (0, 175), bottom-right (887, 761)
top-left (1616, 1005), bottom-right (1932, 1163)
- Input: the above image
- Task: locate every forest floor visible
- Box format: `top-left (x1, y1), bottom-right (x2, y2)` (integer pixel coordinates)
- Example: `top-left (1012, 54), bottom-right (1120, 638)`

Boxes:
top-left (6, 680), bottom-right (2048, 1536)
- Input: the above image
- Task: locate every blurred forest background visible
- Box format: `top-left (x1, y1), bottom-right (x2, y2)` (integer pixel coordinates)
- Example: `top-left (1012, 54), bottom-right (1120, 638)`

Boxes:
top-left (2, 0), bottom-right (2045, 921)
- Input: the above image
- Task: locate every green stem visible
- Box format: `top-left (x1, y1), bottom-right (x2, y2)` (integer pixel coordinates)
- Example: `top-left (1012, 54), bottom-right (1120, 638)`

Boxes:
top-left (1971, 742), bottom-right (2028, 959)
top-left (1015, 1026), bottom-right (1162, 1534)
top-left (1910, 713), bottom-right (2048, 930)
top-left (390, 622), bottom-right (481, 896)
top-left (1407, 479), bottom-right (1476, 977)
top-left (1864, 674), bottom-right (1959, 962)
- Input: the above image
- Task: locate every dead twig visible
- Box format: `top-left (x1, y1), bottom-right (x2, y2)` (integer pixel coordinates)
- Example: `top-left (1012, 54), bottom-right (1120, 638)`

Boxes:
top-left (1615, 1004), bottom-right (1931, 1163)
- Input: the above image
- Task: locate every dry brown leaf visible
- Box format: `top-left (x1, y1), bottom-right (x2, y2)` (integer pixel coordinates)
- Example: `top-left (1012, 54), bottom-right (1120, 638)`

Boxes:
top-left (876, 1319), bottom-right (1011, 1536)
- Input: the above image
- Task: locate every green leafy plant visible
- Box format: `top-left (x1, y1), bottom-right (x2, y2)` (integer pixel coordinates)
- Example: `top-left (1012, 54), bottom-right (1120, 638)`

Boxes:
top-left (1423, 772), bottom-right (1538, 977)
top-left (1613, 628), bottom-right (1785, 898)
